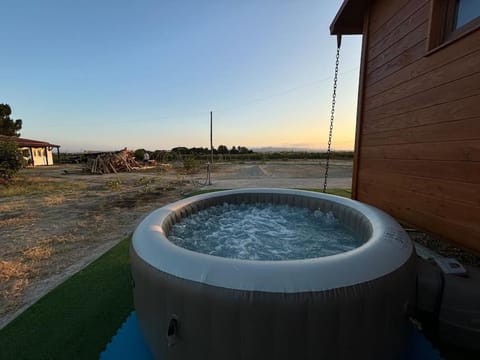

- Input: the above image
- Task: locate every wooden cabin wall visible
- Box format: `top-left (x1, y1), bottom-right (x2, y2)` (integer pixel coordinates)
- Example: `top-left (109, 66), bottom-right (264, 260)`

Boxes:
top-left (354, 0), bottom-right (480, 252)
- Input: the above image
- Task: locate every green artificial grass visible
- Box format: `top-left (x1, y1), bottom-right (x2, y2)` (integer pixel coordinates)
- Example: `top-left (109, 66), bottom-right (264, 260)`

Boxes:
top-left (0, 238), bottom-right (133, 360)
top-left (303, 188), bottom-right (352, 198)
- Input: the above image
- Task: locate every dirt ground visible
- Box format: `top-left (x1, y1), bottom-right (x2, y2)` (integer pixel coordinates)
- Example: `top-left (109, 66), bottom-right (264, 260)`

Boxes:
top-left (0, 160), bottom-right (352, 328)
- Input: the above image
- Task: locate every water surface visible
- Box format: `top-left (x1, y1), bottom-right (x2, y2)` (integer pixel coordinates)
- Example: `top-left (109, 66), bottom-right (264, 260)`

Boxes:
top-left (168, 202), bottom-right (362, 260)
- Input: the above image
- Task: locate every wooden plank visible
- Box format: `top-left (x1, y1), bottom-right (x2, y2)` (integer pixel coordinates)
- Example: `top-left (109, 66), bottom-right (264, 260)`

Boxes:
top-left (362, 95), bottom-right (480, 134)
top-left (367, 21), bottom-right (428, 74)
top-left (365, 40), bottom-right (427, 86)
top-left (352, 10), bottom-right (371, 200)
top-left (362, 117), bottom-right (480, 145)
top-left (356, 187), bottom-right (480, 252)
top-left (365, 49), bottom-right (480, 111)
top-left (357, 169), bottom-right (480, 207)
top-left (368, 0), bottom-right (411, 36)
top-left (365, 30), bottom-right (480, 99)
top-left (368, 2), bottom-right (428, 60)
top-left (359, 157), bottom-right (480, 183)
top-left (364, 71), bottom-right (480, 123)
top-left (357, 179), bottom-right (480, 228)
top-left (361, 140), bottom-right (480, 162)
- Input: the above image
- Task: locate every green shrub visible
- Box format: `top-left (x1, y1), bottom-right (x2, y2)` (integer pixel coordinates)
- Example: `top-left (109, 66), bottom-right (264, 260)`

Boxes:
top-left (105, 178), bottom-right (121, 191)
top-left (133, 148), bottom-right (145, 161)
top-left (183, 156), bottom-right (199, 173)
top-left (0, 140), bottom-right (22, 181)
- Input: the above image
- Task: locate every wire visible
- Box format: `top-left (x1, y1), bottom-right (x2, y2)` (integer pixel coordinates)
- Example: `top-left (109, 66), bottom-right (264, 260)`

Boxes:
top-left (38, 66), bottom-right (359, 130)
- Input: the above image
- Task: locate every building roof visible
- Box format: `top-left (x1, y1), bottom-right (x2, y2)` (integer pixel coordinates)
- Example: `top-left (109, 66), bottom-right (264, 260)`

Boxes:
top-left (0, 135), bottom-right (60, 148)
top-left (330, 0), bottom-right (370, 35)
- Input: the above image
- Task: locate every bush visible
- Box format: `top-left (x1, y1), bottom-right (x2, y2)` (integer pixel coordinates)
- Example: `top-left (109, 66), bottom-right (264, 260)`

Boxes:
top-left (183, 156), bottom-right (199, 173)
top-left (133, 148), bottom-right (145, 161)
top-left (0, 140), bottom-right (22, 181)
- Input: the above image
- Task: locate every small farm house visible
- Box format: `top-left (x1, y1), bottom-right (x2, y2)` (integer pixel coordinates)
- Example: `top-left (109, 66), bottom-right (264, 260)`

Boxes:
top-left (331, 0), bottom-right (480, 252)
top-left (0, 135), bottom-right (60, 166)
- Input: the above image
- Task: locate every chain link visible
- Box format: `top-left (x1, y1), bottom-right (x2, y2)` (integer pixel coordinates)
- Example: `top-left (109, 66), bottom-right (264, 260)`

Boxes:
top-left (323, 45), bottom-right (341, 193)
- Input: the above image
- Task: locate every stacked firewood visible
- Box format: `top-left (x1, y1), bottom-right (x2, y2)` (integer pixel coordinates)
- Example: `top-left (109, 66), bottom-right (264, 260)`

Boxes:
top-left (85, 149), bottom-right (140, 174)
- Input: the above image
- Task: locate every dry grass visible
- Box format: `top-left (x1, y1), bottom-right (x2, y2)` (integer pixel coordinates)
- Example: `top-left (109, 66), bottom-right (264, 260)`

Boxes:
top-left (2, 279), bottom-right (30, 301)
top-left (0, 176), bottom-right (82, 197)
top-left (44, 195), bottom-right (66, 206)
top-left (0, 235), bottom-right (57, 303)
top-left (1, 244), bottom-right (56, 310)
top-left (0, 202), bottom-right (24, 213)
top-left (0, 166), bottom-right (191, 323)
top-left (0, 261), bottom-right (30, 282)
top-left (0, 261), bottom-right (33, 302)
top-left (22, 246), bottom-right (54, 262)
top-left (0, 213), bottom-right (34, 228)
top-left (42, 234), bottom-right (77, 246)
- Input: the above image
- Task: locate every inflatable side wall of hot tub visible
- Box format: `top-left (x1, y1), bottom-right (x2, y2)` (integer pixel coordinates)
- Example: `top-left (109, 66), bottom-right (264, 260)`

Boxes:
top-left (131, 189), bottom-right (416, 360)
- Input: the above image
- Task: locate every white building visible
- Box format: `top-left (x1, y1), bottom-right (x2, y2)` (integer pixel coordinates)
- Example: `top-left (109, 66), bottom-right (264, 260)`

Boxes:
top-left (0, 135), bottom-right (60, 166)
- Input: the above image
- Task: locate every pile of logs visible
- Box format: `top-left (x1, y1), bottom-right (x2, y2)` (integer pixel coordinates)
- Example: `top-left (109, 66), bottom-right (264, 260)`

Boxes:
top-left (85, 149), bottom-right (140, 174)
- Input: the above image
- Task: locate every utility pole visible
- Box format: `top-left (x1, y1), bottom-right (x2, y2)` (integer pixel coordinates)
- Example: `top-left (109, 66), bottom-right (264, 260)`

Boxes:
top-left (207, 111), bottom-right (213, 185)
top-left (210, 111), bottom-right (213, 165)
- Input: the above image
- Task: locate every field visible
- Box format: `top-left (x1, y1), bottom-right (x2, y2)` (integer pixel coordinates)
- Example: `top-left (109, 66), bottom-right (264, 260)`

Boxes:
top-left (0, 159), bottom-right (352, 328)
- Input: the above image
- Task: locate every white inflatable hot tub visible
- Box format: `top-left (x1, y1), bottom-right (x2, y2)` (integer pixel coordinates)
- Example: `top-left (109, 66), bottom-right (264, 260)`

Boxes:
top-left (131, 189), bottom-right (416, 360)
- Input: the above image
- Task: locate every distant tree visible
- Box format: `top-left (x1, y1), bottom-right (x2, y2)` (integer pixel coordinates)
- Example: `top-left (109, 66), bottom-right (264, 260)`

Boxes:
top-left (152, 150), bottom-right (167, 161)
top-left (230, 146), bottom-right (239, 154)
top-left (0, 139), bottom-right (22, 181)
top-left (189, 147), bottom-right (209, 155)
top-left (0, 104), bottom-right (22, 137)
top-left (171, 147), bottom-right (189, 154)
top-left (238, 146), bottom-right (250, 154)
top-left (217, 145), bottom-right (229, 154)
top-left (133, 148), bottom-right (146, 161)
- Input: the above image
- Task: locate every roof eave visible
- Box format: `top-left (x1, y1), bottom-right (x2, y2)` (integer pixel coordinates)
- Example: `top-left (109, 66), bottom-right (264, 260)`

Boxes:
top-left (330, 0), bottom-right (370, 35)
top-left (0, 135), bottom-right (60, 148)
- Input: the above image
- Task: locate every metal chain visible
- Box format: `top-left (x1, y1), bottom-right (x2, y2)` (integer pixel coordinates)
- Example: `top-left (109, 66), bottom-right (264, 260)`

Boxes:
top-left (323, 44), bottom-right (341, 193)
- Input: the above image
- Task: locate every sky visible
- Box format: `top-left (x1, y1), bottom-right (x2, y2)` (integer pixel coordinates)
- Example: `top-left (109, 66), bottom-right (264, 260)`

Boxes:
top-left (1, 0), bottom-right (362, 152)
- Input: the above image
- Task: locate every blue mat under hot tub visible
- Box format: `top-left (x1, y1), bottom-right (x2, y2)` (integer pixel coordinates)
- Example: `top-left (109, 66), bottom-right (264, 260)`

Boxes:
top-left (99, 312), bottom-right (443, 360)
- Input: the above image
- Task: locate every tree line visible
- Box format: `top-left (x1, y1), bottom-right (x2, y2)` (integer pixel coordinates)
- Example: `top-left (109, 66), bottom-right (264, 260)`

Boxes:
top-left (168, 145), bottom-right (252, 155)
top-left (133, 146), bottom-right (353, 163)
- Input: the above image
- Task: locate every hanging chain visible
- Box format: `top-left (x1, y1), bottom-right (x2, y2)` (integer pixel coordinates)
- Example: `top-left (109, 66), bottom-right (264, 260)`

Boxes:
top-left (323, 42), bottom-right (341, 193)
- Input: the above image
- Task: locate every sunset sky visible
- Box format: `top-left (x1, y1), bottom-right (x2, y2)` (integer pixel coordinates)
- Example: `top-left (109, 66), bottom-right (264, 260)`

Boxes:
top-left (1, 0), bottom-right (362, 152)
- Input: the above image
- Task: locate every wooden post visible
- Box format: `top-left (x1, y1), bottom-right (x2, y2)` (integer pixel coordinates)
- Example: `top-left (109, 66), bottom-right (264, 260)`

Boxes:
top-left (29, 147), bottom-right (34, 166)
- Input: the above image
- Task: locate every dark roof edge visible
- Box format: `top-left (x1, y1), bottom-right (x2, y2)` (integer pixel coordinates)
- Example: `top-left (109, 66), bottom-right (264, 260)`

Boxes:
top-left (330, 0), bottom-right (370, 35)
top-left (0, 135), bottom-right (60, 148)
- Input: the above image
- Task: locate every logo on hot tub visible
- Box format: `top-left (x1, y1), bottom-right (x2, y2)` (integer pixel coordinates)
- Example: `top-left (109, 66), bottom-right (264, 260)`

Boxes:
top-left (384, 228), bottom-right (408, 248)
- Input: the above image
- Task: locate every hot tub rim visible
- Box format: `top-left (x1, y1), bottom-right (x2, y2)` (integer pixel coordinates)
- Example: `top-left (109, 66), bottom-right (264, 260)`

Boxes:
top-left (132, 188), bottom-right (414, 293)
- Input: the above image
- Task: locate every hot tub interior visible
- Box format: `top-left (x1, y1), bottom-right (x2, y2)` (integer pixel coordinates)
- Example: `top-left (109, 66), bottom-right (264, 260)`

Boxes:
top-left (168, 201), bottom-right (364, 260)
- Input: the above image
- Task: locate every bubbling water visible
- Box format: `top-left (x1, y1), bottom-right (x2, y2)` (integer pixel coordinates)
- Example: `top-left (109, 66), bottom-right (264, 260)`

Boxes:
top-left (168, 202), bottom-right (363, 261)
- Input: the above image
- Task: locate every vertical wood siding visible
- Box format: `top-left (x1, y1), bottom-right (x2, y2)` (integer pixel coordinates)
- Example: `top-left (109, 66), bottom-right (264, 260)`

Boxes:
top-left (354, 0), bottom-right (480, 252)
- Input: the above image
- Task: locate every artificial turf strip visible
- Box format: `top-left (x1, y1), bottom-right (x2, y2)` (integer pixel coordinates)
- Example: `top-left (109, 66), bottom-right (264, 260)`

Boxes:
top-left (0, 237), bottom-right (133, 360)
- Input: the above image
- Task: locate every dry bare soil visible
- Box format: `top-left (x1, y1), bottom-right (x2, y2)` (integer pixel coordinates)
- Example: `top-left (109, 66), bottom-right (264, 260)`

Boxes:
top-left (0, 160), bottom-right (352, 328)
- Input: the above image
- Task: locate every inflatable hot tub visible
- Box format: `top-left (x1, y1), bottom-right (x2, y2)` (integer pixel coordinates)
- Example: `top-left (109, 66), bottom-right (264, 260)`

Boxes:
top-left (131, 189), bottom-right (416, 360)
